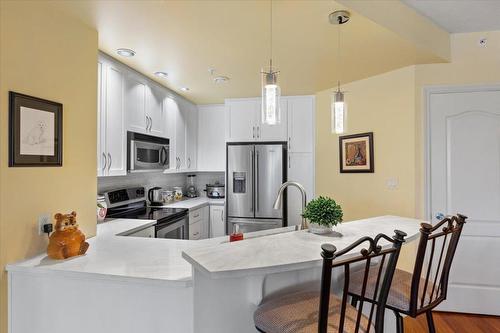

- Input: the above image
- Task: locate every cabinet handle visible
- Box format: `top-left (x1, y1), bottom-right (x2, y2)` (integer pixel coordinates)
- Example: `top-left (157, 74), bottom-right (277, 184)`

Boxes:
top-left (102, 153), bottom-right (107, 172)
top-left (145, 116), bottom-right (149, 131)
top-left (108, 153), bottom-right (112, 171)
top-left (288, 137), bottom-right (291, 150)
top-left (149, 117), bottom-right (153, 131)
top-left (252, 126), bottom-right (255, 139)
top-left (257, 126), bottom-right (260, 138)
top-left (288, 154), bottom-right (291, 169)
top-left (221, 209), bottom-right (224, 222)
top-left (188, 157), bottom-right (191, 168)
top-left (193, 232), bottom-right (199, 236)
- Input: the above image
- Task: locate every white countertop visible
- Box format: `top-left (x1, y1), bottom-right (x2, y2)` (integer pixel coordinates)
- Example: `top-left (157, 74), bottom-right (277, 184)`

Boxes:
top-left (152, 196), bottom-right (224, 210)
top-left (182, 216), bottom-right (423, 279)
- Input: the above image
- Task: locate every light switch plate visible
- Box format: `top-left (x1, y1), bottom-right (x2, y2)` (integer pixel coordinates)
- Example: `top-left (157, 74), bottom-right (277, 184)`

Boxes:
top-left (386, 178), bottom-right (399, 190)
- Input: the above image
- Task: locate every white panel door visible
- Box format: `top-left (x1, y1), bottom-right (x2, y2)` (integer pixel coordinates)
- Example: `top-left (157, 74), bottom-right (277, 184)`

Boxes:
top-left (429, 88), bottom-right (500, 315)
top-left (258, 99), bottom-right (288, 141)
top-left (287, 152), bottom-right (314, 227)
top-left (124, 73), bottom-right (147, 134)
top-left (226, 99), bottom-right (258, 142)
top-left (197, 104), bottom-right (226, 171)
top-left (146, 85), bottom-right (165, 138)
top-left (104, 63), bottom-right (126, 176)
top-left (288, 96), bottom-right (314, 153)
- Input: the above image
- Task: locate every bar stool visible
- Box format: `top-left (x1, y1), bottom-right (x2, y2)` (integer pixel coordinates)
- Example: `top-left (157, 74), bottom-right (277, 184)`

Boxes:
top-left (254, 230), bottom-right (407, 333)
top-left (348, 214), bottom-right (467, 333)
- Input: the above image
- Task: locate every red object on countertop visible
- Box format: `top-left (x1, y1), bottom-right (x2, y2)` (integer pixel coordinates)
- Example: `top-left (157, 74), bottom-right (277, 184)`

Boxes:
top-left (229, 224), bottom-right (244, 242)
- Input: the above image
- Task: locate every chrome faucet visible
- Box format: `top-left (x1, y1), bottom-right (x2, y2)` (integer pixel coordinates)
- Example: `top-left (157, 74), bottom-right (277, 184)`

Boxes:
top-left (273, 181), bottom-right (308, 230)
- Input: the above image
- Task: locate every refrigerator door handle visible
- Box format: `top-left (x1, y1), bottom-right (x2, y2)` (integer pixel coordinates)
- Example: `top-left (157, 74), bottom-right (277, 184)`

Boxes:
top-left (256, 150), bottom-right (259, 212)
top-left (250, 148), bottom-right (254, 213)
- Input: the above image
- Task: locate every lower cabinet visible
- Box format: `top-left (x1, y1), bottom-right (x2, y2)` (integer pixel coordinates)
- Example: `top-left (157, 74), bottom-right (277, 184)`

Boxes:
top-left (124, 226), bottom-right (155, 238)
top-left (189, 206), bottom-right (209, 240)
top-left (209, 204), bottom-right (225, 237)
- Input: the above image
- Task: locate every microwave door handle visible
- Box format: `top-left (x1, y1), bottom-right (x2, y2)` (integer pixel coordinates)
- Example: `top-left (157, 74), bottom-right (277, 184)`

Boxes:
top-left (161, 147), bottom-right (168, 166)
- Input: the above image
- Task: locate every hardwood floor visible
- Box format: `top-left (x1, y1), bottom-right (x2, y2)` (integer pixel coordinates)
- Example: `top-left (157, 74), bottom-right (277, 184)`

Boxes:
top-left (404, 312), bottom-right (500, 333)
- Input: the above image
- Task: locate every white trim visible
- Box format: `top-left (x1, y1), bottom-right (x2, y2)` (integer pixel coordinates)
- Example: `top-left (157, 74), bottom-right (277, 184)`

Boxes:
top-left (423, 84), bottom-right (500, 222)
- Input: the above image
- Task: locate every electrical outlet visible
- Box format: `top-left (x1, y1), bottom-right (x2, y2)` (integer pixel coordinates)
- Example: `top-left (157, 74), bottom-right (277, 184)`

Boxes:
top-left (38, 213), bottom-right (51, 235)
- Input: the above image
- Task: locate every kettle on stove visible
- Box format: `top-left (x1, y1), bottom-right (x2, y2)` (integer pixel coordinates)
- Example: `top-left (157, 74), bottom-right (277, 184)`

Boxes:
top-left (148, 187), bottom-right (163, 206)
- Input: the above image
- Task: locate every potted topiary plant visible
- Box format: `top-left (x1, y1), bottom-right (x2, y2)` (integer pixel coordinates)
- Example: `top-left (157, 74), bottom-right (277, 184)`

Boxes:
top-left (302, 196), bottom-right (343, 234)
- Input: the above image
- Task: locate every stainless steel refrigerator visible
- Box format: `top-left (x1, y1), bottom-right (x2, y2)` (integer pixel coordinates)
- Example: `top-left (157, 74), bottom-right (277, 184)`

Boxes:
top-left (226, 143), bottom-right (287, 234)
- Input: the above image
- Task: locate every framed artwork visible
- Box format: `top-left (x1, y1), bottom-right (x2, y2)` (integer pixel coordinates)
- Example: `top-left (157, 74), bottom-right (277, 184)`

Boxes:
top-left (9, 91), bottom-right (63, 167)
top-left (339, 132), bottom-right (374, 173)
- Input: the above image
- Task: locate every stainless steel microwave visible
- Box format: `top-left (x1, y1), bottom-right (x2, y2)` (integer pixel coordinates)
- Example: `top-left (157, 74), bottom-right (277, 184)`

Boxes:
top-left (127, 132), bottom-right (169, 172)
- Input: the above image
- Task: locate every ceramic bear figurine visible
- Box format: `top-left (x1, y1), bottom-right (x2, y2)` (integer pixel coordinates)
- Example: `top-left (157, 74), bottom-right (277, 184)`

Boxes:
top-left (47, 211), bottom-right (89, 260)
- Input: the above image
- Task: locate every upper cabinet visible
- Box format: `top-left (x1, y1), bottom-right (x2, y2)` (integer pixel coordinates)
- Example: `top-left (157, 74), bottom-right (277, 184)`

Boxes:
top-left (97, 55), bottom-right (127, 177)
top-left (124, 73), bottom-right (165, 138)
top-left (287, 96), bottom-right (315, 153)
top-left (197, 104), bottom-right (226, 172)
top-left (225, 98), bottom-right (288, 142)
top-left (185, 100), bottom-right (198, 171)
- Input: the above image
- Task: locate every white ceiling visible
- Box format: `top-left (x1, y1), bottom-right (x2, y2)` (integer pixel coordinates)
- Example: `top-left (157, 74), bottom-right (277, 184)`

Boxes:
top-left (402, 0), bottom-right (500, 33)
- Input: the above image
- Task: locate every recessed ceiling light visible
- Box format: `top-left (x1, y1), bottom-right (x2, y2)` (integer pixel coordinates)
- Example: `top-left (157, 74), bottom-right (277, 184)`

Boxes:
top-left (180, 87), bottom-right (190, 92)
top-left (116, 48), bottom-right (136, 57)
top-left (154, 71), bottom-right (168, 78)
top-left (214, 76), bottom-right (230, 84)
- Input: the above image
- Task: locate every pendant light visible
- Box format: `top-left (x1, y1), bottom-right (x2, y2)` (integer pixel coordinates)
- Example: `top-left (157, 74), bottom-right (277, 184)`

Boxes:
top-left (329, 10), bottom-right (350, 134)
top-left (261, 0), bottom-right (281, 125)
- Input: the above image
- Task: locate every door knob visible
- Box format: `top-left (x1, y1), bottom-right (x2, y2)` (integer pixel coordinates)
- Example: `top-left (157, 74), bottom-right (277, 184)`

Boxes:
top-left (435, 213), bottom-right (445, 220)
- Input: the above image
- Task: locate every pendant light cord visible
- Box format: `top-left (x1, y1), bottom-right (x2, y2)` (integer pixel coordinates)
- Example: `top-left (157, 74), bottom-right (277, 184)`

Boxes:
top-left (337, 15), bottom-right (341, 92)
top-left (270, 0), bottom-right (273, 71)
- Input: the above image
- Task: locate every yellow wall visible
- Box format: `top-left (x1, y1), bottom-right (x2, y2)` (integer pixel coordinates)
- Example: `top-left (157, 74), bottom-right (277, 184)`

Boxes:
top-left (316, 66), bottom-right (417, 221)
top-left (0, 2), bottom-right (98, 332)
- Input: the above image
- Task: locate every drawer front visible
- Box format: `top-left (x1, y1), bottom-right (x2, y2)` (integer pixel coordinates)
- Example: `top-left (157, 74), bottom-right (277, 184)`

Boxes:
top-left (189, 208), bottom-right (203, 224)
top-left (189, 221), bottom-right (201, 240)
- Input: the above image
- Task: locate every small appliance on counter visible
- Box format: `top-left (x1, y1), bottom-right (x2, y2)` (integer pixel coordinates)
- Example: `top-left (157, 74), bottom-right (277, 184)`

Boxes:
top-left (205, 182), bottom-right (225, 199)
top-left (103, 187), bottom-right (189, 239)
top-left (186, 174), bottom-right (198, 198)
top-left (148, 186), bottom-right (163, 206)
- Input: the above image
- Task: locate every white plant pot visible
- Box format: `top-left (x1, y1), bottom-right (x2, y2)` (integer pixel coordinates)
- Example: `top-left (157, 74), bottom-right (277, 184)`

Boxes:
top-left (308, 222), bottom-right (332, 234)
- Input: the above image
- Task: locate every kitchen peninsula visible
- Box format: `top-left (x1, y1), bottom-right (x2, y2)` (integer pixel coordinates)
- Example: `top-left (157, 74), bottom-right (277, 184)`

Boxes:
top-left (7, 215), bottom-right (420, 333)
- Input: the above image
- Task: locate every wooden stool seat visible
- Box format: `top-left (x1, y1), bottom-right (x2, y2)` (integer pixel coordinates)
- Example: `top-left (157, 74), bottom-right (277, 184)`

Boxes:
top-left (254, 290), bottom-right (374, 333)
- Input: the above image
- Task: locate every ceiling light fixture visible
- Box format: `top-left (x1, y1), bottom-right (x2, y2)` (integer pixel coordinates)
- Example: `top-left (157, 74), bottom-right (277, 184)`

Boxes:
top-left (213, 76), bottom-right (230, 84)
top-left (154, 71), bottom-right (168, 78)
top-left (116, 48), bottom-right (136, 57)
top-left (261, 0), bottom-right (281, 126)
top-left (329, 10), bottom-right (350, 134)
top-left (180, 87), bottom-right (190, 92)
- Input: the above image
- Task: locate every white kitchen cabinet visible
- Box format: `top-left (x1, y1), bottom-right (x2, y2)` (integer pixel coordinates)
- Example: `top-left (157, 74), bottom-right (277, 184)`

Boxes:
top-left (146, 84), bottom-right (166, 137)
top-left (185, 101), bottom-right (198, 171)
top-left (200, 206), bottom-right (209, 239)
top-left (210, 204), bottom-right (225, 237)
top-left (226, 98), bottom-right (288, 142)
top-left (287, 152), bottom-right (314, 227)
top-left (197, 104), bottom-right (226, 172)
top-left (124, 73), bottom-right (147, 135)
top-left (259, 99), bottom-right (288, 141)
top-left (287, 96), bottom-right (315, 153)
top-left (124, 226), bottom-right (155, 238)
top-left (125, 74), bottom-right (165, 138)
top-left (164, 97), bottom-right (185, 170)
top-left (97, 55), bottom-right (127, 177)
top-left (189, 220), bottom-right (202, 240)
top-left (189, 206), bottom-right (209, 239)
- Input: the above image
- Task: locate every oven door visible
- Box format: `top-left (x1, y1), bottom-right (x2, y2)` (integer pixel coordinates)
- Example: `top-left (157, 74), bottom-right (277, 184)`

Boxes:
top-left (155, 216), bottom-right (188, 239)
top-left (130, 140), bottom-right (169, 172)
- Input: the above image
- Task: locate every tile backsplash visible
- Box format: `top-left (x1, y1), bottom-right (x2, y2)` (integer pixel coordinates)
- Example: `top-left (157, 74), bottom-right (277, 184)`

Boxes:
top-left (98, 172), bottom-right (224, 197)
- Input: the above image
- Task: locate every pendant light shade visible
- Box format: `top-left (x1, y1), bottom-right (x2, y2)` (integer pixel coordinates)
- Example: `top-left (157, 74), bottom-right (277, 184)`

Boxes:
top-left (330, 10), bottom-right (350, 134)
top-left (332, 90), bottom-right (346, 134)
top-left (261, 0), bottom-right (281, 125)
top-left (262, 66), bottom-right (281, 125)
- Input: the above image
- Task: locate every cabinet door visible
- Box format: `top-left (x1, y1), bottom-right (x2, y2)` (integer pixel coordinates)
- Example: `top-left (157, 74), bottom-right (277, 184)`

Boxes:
top-left (210, 205), bottom-right (225, 237)
top-left (287, 96), bottom-right (314, 153)
top-left (197, 104), bottom-right (226, 171)
top-left (124, 73), bottom-right (147, 134)
top-left (97, 60), bottom-right (106, 176)
top-left (226, 99), bottom-right (258, 142)
top-left (287, 152), bottom-right (314, 227)
top-left (146, 84), bottom-right (165, 137)
top-left (258, 98), bottom-right (288, 141)
top-left (185, 101), bottom-right (198, 171)
top-left (200, 206), bottom-right (209, 239)
top-left (175, 100), bottom-right (187, 170)
top-left (189, 220), bottom-right (202, 240)
top-left (104, 63), bottom-right (127, 176)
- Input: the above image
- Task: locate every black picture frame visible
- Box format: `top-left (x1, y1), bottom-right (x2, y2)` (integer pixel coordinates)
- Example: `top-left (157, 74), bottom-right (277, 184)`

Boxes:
top-left (339, 132), bottom-right (374, 173)
top-left (9, 91), bottom-right (63, 167)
